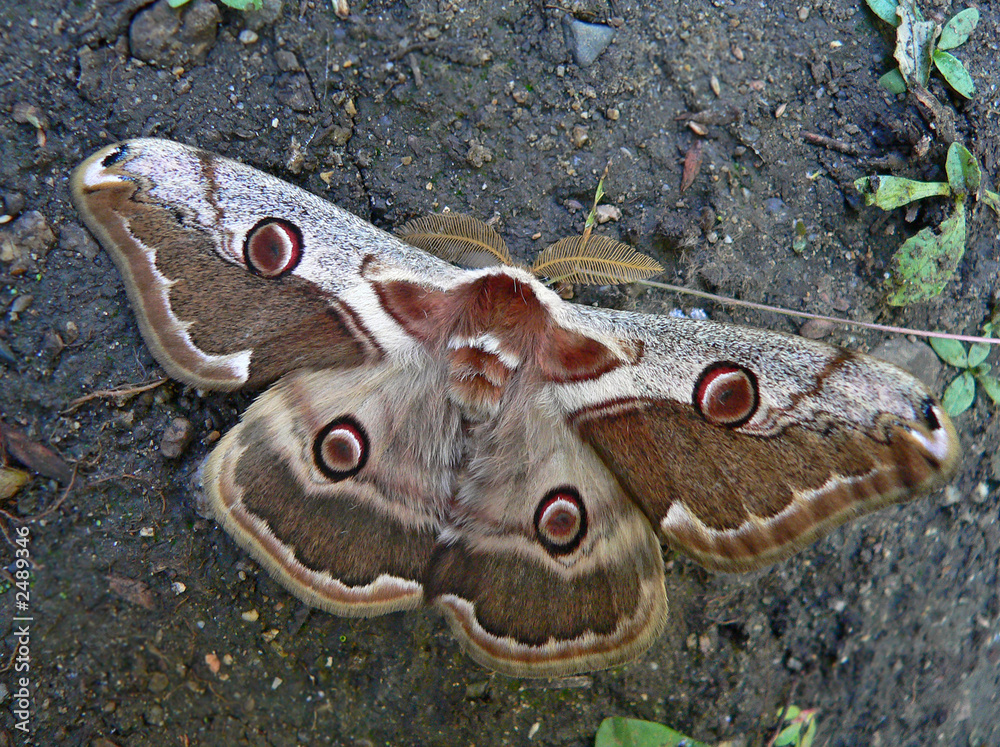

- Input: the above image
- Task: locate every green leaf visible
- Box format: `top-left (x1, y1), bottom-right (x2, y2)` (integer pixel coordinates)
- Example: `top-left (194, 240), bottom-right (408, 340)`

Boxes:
top-left (771, 707), bottom-right (818, 747)
top-left (982, 190), bottom-right (1000, 217)
top-left (886, 200), bottom-right (966, 305)
top-left (938, 8), bottom-right (979, 50)
top-left (854, 175), bottom-right (951, 210)
top-left (879, 68), bottom-right (908, 94)
top-left (973, 362), bottom-right (991, 376)
top-left (594, 718), bottom-right (713, 747)
top-left (977, 374), bottom-right (1000, 405)
top-left (220, 0), bottom-right (262, 8)
top-left (944, 143), bottom-right (981, 197)
top-left (166, 0), bottom-right (191, 6)
top-left (930, 337), bottom-right (969, 368)
top-left (894, 0), bottom-right (937, 88)
top-left (933, 50), bottom-right (975, 98)
top-left (941, 371), bottom-right (976, 415)
top-left (866, 0), bottom-right (900, 25)
top-left (967, 341), bottom-right (991, 368)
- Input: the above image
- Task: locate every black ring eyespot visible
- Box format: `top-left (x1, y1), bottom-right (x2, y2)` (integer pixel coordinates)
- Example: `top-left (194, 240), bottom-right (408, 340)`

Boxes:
top-left (244, 218), bottom-right (303, 278)
top-left (693, 362), bottom-right (759, 428)
top-left (313, 416), bottom-right (369, 482)
top-left (534, 487), bottom-right (587, 555)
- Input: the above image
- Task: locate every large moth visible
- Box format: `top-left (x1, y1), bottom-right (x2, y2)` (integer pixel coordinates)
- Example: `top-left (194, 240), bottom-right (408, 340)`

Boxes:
top-left (71, 139), bottom-right (960, 677)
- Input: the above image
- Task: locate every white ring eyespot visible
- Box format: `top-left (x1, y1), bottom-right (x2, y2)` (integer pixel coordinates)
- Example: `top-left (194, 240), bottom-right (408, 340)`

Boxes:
top-left (534, 488), bottom-right (587, 555)
top-left (244, 218), bottom-right (302, 278)
top-left (694, 362), bottom-right (759, 428)
top-left (313, 417), bottom-right (368, 481)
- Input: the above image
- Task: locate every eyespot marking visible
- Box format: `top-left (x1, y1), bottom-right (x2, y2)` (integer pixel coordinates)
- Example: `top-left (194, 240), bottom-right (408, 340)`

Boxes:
top-left (314, 416), bottom-right (368, 481)
top-left (694, 362), bottom-right (759, 428)
top-left (534, 488), bottom-right (587, 555)
top-left (244, 218), bottom-right (303, 278)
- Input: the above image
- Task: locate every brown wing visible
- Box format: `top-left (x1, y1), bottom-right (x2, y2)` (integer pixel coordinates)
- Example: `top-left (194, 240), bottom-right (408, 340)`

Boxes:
top-left (551, 311), bottom-right (961, 572)
top-left (71, 139), bottom-right (453, 390)
top-left (201, 364), bottom-right (461, 614)
top-left (426, 385), bottom-right (668, 677)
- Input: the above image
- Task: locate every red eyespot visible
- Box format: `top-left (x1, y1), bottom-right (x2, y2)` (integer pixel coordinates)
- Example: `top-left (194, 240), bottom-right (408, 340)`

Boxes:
top-left (314, 417), bottom-right (368, 481)
top-left (694, 362), bottom-right (759, 427)
top-left (244, 218), bottom-right (302, 278)
top-left (534, 488), bottom-right (587, 555)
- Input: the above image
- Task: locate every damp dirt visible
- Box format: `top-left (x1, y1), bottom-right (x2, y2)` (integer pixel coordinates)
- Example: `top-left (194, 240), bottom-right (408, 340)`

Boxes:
top-left (1, 0), bottom-right (998, 745)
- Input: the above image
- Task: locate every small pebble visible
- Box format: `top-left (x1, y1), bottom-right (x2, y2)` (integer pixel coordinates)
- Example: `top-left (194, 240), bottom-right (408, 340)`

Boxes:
top-left (465, 141), bottom-right (493, 168)
top-left (870, 338), bottom-right (943, 384)
top-left (971, 482), bottom-right (990, 504)
top-left (465, 680), bottom-right (490, 699)
top-left (4, 210), bottom-right (56, 257)
top-left (238, 29), bottom-right (259, 45)
top-left (1, 192), bottom-right (25, 222)
top-left (60, 223), bottom-right (100, 260)
top-left (562, 16), bottom-right (616, 67)
top-left (160, 417), bottom-right (195, 459)
top-left (799, 319), bottom-right (836, 339)
top-left (62, 321), bottom-right (79, 344)
top-left (148, 673), bottom-right (169, 693)
top-left (275, 50), bottom-right (302, 72)
top-left (145, 705), bottom-right (166, 726)
top-left (595, 204), bottom-right (621, 223)
top-left (9, 294), bottom-right (34, 319)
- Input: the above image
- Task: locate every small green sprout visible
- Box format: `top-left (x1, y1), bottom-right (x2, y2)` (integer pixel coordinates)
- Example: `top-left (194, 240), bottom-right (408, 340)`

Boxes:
top-left (855, 142), bottom-right (1000, 305)
top-left (930, 322), bottom-right (1000, 416)
top-left (594, 707), bottom-right (818, 747)
top-left (768, 706), bottom-right (818, 747)
top-left (168, 0), bottom-right (263, 9)
top-left (594, 717), bottom-right (713, 747)
top-left (582, 164), bottom-right (610, 246)
top-left (866, 0), bottom-right (979, 98)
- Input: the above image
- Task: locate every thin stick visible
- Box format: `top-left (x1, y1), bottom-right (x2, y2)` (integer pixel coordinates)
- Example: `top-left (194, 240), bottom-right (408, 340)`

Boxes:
top-left (624, 276), bottom-right (999, 345)
top-left (62, 377), bottom-right (168, 414)
top-left (801, 131), bottom-right (860, 155)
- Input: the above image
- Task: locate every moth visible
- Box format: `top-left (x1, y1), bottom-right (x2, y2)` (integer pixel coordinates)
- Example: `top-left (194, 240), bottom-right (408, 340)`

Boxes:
top-left (71, 139), bottom-right (960, 677)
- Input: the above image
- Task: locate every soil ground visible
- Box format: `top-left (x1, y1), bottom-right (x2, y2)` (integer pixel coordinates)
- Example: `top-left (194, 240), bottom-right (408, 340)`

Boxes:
top-left (1, 0), bottom-right (998, 745)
